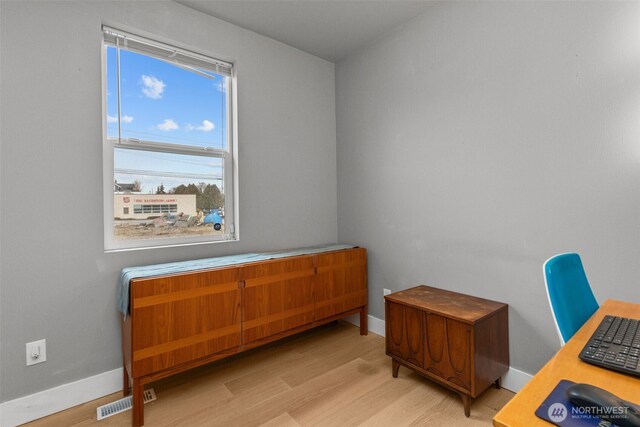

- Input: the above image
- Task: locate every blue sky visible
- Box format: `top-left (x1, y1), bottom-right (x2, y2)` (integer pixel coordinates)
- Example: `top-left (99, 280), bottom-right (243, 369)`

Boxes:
top-left (107, 46), bottom-right (227, 195)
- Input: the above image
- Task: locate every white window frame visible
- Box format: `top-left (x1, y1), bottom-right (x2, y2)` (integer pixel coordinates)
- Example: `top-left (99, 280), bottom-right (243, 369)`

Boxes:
top-left (101, 27), bottom-right (239, 252)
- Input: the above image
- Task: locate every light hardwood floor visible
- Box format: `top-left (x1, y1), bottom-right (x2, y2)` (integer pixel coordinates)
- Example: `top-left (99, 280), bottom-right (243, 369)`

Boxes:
top-left (26, 322), bottom-right (514, 426)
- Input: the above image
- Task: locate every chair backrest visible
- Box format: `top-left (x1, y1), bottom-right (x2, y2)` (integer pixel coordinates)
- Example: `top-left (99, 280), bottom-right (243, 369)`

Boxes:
top-left (543, 253), bottom-right (599, 346)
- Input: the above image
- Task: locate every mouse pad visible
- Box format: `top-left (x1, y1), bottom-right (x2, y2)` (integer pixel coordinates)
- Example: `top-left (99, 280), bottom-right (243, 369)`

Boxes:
top-left (535, 379), bottom-right (622, 426)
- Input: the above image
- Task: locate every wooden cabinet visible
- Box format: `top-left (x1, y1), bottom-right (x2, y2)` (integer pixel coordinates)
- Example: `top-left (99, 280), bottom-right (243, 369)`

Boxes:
top-left (385, 285), bottom-right (509, 417)
top-left (122, 247), bottom-right (367, 426)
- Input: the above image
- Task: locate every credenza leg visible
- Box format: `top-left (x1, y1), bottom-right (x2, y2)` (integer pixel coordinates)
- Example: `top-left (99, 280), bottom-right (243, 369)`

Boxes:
top-left (495, 377), bottom-right (502, 389)
top-left (392, 358), bottom-right (400, 378)
top-left (123, 367), bottom-right (130, 396)
top-left (360, 306), bottom-right (368, 335)
top-left (459, 392), bottom-right (471, 417)
top-left (132, 378), bottom-right (143, 427)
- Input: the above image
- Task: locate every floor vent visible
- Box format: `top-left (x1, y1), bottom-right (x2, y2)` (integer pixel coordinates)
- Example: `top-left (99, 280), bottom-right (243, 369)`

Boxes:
top-left (96, 388), bottom-right (157, 420)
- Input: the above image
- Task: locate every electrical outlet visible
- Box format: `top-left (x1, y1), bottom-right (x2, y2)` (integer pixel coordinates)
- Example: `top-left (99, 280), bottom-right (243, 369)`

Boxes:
top-left (26, 339), bottom-right (46, 366)
top-left (383, 288), bottom-right (392, 302)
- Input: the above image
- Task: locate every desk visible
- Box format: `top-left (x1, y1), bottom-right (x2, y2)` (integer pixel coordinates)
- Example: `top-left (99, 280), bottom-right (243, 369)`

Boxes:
top-left (493, 299), bottom-right (640, 427)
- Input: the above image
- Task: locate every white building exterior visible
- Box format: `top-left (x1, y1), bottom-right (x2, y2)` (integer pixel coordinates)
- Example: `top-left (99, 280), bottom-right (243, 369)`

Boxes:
top-left (114, 194), bottom-right (197, 220)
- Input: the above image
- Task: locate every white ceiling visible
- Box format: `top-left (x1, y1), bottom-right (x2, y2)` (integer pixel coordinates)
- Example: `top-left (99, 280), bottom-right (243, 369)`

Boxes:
top-left (176, 1), bottom-right (434, 62)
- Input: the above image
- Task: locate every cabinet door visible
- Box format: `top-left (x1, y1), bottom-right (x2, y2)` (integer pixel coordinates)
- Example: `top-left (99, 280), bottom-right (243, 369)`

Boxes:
top-left (424, 313), bottom-right (471, 391)
top-left (314, 248), bottom-right (367, 320)
top-left (131, 268), bottom-right (242, 377)
top-left (242, 256), bottom-right (315, 343)
top-left (386, 301), bottom-right (424, 368)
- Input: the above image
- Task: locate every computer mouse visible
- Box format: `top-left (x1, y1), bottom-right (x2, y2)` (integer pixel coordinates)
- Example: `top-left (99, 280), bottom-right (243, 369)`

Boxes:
top-left (566, 383), bottom-right (640, 427)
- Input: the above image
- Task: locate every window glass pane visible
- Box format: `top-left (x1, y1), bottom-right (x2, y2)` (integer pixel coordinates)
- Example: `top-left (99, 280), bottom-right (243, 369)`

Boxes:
top-left (113, 147), bottom-right (225, 241)
top-left (105, 46), bottom-right (119, 141)
top-left (113, 48), bottom-right (228, 150)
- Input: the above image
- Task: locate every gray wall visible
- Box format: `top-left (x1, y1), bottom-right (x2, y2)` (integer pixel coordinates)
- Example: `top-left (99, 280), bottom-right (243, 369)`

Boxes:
top-left (0, 1), bottom-right (337, 401)
top-left (336, 1), bottom-right (640, 375)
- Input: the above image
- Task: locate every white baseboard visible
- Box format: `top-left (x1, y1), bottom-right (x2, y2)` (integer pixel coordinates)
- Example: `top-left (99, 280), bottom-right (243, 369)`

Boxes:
top-left (0, 318), bottom-right (534, 426)
top-left (343, 313), bottom-right (386, 337)
top-left (0, 368), bottom-right (123, 427)
top-left (500, 366), bottom-right (533, 393)
top-left (344, 313), bottom-right (533, 393)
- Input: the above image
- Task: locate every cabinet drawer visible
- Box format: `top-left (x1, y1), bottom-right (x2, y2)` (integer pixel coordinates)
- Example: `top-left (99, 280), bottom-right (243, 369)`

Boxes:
top-left (315, 249), bottom-right (367, 320)
top-left (424, 313), bottom-right (471, 391)
top-left (386, 301), bottom-right (424, 368)
top-left (131, 268), bottom-right (242, 377)
top-left (242, 256), bottom-right (315, 343)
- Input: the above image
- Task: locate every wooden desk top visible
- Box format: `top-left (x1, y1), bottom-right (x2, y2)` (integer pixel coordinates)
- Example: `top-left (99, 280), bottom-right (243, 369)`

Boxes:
top-left (493, 299), bottom-right (640, 427)
top-left (384, 285), bottom-right (507, 324)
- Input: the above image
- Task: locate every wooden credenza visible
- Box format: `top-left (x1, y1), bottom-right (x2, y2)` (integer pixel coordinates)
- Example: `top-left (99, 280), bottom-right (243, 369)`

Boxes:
top-left (384, 285), bottom-right (509, 417)
top-left (122, 247), bottom-right (367, 426)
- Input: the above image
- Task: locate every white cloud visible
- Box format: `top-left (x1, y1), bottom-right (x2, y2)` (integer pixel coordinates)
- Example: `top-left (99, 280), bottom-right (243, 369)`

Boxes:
top-left (214, 77), bottom-right (227, 92)
top-left (185, 120), bottom-right (215, 132)
top-left (141, 75), bottom-right (165, 99)
top-left (157, 119), bottom-right (179, 131)
top-left (107, 115), bottom-right (134, 123)
top-left (196, 120), bottom-right (215, 132)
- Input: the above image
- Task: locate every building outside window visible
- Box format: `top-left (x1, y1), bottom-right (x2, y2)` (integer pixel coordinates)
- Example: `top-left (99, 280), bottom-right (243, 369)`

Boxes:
top-left (103, 27), bottom-right (237, 251)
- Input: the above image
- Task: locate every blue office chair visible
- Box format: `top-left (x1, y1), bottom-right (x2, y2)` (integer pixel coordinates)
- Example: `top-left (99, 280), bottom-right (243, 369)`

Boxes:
top-left (543, 253), bottom-right (599, 346)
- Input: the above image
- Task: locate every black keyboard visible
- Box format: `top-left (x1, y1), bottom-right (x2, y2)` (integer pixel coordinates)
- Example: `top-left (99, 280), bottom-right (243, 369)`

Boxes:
top-left (579, 315), bottom-right (640, 377)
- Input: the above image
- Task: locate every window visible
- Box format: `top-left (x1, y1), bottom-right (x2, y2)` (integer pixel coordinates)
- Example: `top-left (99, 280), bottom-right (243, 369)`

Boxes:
top-left (132, 203), bottom-right (178, 214)
top-left (103, 27), bottom-right (237, 251)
